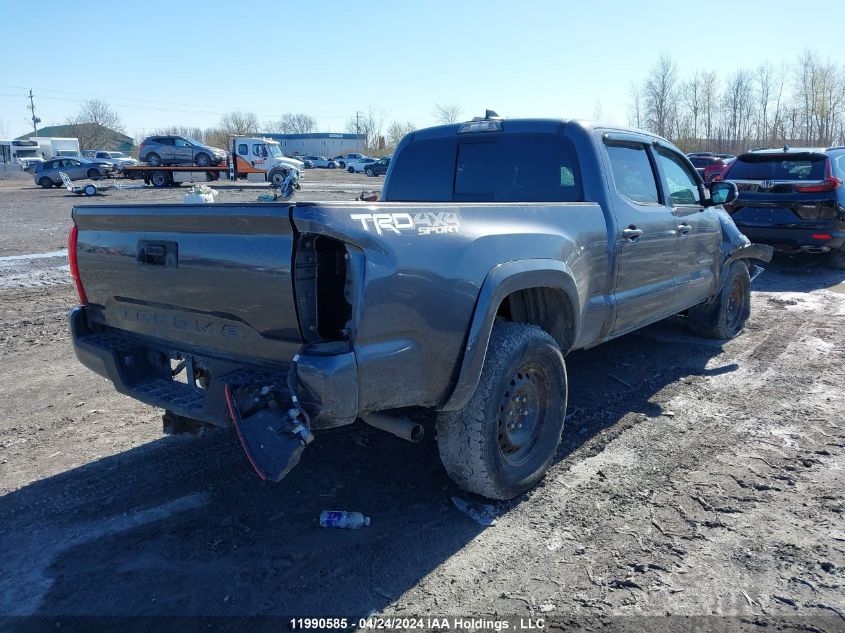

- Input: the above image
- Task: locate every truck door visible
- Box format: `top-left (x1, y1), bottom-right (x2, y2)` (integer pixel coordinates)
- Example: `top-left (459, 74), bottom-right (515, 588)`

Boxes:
top-left (602, 136), bottom-right (679, 335)
top-left (251, 143), bottom-right (269, 170)
top-left (653, 145), bottom-right (721, 310)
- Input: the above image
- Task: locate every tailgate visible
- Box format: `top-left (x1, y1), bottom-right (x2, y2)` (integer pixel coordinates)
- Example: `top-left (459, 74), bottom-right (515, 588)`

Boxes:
top-left (72, 203), bottom-right (302, 362)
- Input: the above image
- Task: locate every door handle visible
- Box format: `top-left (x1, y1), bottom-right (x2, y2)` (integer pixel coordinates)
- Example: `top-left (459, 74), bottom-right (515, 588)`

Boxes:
top-left (622, 226), bottom-right (643, 240)
top-left (677, 223), bottom-right (692, 235)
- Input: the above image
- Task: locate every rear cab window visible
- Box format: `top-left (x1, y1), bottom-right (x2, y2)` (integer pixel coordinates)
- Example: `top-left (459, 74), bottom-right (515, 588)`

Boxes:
top-left (385, 130), bottom-right (583, 203)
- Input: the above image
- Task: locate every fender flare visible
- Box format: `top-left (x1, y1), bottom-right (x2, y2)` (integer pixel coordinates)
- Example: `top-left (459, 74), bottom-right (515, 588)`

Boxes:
top-left (438, 259), bottom-right (580, 412)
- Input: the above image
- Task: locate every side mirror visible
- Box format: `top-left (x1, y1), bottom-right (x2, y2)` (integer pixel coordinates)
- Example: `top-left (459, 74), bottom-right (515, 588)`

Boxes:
top-left (707, 181), bottom-right (738, 206)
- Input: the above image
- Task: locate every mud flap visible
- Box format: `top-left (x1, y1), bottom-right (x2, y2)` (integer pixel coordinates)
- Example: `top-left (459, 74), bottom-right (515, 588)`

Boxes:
top-left (224, 384), bottom-right (314, 482)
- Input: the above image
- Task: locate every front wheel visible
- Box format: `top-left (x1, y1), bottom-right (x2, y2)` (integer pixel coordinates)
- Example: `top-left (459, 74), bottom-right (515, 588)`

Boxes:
top-left (436, 322), bottom-right (567, 500)
top-left (269, 168), bottom-right (288, 188)
top-left (194, 153), bottom-right (211, 167)
top-left (87, 169), bottom-right (99, 179)
top-left (347, 166), bottom-right (355, 173)
top-left (328, 162), bottom-right (336, 169)
top-left (39, 177), bottom-right (53, 189)
top-left (365, 168), bottom-right (374, 177)
top-left (688, 260), bottom-right (751, 339)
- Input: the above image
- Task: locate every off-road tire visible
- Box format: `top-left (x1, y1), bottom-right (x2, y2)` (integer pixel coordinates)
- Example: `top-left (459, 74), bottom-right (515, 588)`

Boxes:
top-left (688, 260), bottom-right (751, 339)
top-left (146, 152), bottom-right (162, 166)
top-left (827, 248), bottom-right (845, 270)
top-left (436, 322), bottom-right (567, 500)
top-left (39, 177), bottom-right (53, 189)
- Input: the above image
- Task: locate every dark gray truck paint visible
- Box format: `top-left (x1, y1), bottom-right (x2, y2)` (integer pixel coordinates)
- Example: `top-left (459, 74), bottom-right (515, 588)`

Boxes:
top-left (69, 119), bottom-right (771, 459)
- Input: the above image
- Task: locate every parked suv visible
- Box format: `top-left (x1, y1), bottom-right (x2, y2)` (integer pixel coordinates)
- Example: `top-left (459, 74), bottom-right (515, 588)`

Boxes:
top-left (88, 150), bottom-right (139, 169)
top-left (139, 136), bottom-right (227, 167)
top-left (365, 156), bottom-right (390, 176)
top-left (688, 155), bottom-right (731, 182)
top-left (333, 153), bottom-right (365, 168)
top-left (717, 146), bottom-right (845, 267)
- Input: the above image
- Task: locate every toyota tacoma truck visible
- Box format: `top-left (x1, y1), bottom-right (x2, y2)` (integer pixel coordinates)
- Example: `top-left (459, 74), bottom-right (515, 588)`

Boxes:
top-left (68, 114), bottom-right (772, 500)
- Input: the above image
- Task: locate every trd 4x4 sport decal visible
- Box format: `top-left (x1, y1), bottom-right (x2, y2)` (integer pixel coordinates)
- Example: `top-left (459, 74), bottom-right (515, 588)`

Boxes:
top-left (349, 211), bottom-right (460, 236)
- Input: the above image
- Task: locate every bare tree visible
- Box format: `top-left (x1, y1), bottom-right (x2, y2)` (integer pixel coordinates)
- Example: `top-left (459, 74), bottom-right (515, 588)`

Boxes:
top-left (593, 100), bottom-right (604, 120)
top-left (386, 121), bottom-right (416, 150)
top-left (627, 82), bottom-right (644, 128)
top-left (0, 120), bottom-right (9, 138)
top-left (346, 106), bottom-right (384, 153)
top-left (205, 111), bottom-right (259, 148)
top-left (643, 55), bottom-right (679, 138)
top-left (700, 71), bottom-right (718, 150)
top-left (66, 99), bottom-right (125, 149)
top-left (149, 126), bottom-right (205, 141)
top-left (432, 103), bottom-right (462, 125)
top-left (682, 71), bottom-right (704, 144)
top-left (266, 113), bottom-right (317, 135)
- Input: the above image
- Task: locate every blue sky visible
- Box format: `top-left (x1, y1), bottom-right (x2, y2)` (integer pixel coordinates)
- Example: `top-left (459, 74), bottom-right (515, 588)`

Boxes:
top-left (1, 0), bottom-right (843, 139)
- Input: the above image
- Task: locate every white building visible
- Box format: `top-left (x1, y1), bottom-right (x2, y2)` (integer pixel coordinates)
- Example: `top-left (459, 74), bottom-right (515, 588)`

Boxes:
top-left (260, 132), bottom-right (366, 157)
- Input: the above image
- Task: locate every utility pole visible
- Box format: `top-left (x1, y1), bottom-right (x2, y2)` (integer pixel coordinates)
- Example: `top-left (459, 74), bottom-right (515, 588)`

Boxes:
top-left (355, 111), bottom-right (361, 152)
top-left (27, 90), bottom-right (40, 136)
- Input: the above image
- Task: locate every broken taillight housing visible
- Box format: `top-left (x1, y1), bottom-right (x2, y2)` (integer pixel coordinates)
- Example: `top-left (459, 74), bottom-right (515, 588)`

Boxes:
top-left (68, 224), bottom-right (88, 304)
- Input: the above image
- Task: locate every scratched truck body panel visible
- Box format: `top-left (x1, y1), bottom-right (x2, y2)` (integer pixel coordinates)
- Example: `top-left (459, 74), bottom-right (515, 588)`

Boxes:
top-left (68, 116), bottom-right (772, 497)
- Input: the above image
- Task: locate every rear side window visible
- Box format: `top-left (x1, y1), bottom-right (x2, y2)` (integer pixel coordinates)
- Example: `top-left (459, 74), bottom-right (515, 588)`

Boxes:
top-left (727, 155), bottom-right (827, 180)
top-left (605, 144), bottom-right (659, 204)
top-left (828, 153), bottom-right (844, 179)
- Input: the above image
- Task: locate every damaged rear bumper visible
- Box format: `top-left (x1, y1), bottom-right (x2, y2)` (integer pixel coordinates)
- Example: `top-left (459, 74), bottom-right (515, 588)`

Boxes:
top-left (69, 306), bottom-right (359, 429)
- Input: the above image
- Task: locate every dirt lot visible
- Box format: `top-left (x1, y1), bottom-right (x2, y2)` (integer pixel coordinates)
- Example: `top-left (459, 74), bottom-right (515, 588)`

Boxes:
top-left (0, 174), bottom-right (843, 632)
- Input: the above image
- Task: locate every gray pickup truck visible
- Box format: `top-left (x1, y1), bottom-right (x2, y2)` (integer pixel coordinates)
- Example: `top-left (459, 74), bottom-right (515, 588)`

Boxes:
top-left (69, 114), bottom-right (772, 499)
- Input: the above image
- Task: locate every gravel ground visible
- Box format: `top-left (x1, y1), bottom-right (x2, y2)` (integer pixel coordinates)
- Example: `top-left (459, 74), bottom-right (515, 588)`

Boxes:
top-left (0, 175), bottom-right (843, 632)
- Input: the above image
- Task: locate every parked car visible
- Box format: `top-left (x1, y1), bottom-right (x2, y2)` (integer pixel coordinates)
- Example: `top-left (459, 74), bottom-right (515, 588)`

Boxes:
top-left (688, 155), bottom-right (731, 182)
top-left (347, 157), bottom-right (377, 173)
top-left (33, 157), bottom-right (111, 188)
top-left (365, 156), bottom-right (390, 176)
top-left (89, 150), bottom-right (139, 169)
top-left (717, 146), bottom-right (845, 267)
top-left (67, 115), bottom-right (772, 500)
top-left (333, 153), bottom-right (366, 168)
top-left (139, 136), bottom-right (227, 167)
top-left (303, 156), bottom-right (338, 169)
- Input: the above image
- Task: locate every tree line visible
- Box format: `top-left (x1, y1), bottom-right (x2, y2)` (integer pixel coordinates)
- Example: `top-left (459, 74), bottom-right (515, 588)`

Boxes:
top-left (61, 100), bottom-right (465, 155)
top-left (629, 50), bottom-right (845, 153)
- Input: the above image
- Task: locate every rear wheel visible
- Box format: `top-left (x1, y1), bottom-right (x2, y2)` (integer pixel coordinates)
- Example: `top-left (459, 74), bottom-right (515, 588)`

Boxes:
top-left (828, 248), bottom-right (845, 270)
top-left (194, 152), bottom-right (211, 167)
top-left (146, 152), bottom-right (162, 166)
top-left (39, 177), bottom-right (53, 189)
top-left (688, 260), bottom-right (751, 339)
top-left (328, 162), bottom-right (336, 169)
top-left (347, 166), bottom-right (355, 173)
top-left (149, 170), bottom-right (169, 187)
top-left (436, 322), bottom-right (567, 500)
top-left (365, 168), bottom-right (374, 177)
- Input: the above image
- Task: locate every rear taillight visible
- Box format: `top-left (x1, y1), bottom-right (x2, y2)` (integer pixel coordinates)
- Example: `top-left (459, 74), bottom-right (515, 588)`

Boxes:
top-left (794, 160), bottom-right (842, 193)
top-left (812, 233), bottom-right (832, 240)
top-left (68, 224), bottom-right (87, 304)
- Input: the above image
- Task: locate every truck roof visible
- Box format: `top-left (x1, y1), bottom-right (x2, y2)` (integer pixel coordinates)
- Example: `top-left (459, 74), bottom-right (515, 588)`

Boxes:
top-left (408, 118), bottom-right (660, 142)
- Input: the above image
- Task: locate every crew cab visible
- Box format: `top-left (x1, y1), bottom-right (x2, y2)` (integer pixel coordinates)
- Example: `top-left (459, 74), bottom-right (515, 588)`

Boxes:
top-left (68, 114), bottom-right (771, 499)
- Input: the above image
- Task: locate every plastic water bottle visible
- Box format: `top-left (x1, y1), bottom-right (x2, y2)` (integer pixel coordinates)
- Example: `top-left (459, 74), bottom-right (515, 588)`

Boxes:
top-left (319, 510), bottom-right (370, 529)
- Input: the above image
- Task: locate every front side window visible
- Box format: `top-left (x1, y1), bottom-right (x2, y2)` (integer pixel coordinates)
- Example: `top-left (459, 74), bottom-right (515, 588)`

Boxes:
top-left (175, 138), bottom-right (192, 148)
top-left (656, 148), bottom-right (700, 206)
top-left (605, 143), bottom-right (659, 204)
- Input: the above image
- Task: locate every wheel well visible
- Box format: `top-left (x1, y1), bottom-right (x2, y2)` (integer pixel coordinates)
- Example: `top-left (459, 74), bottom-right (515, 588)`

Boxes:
top-left (496, 287), bottom-right (575, 354)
